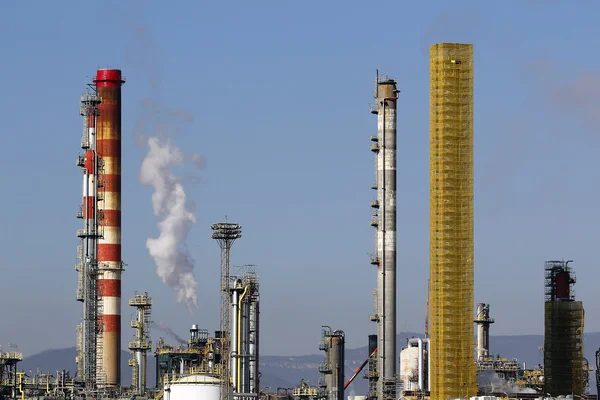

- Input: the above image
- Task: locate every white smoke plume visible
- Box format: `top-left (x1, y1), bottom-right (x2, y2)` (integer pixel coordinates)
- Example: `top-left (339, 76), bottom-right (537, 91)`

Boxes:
top-left (139, 136), bottom-right (199, 308)
top-left (478, 370), bottom-right (537, 394)
top-left (114, 0), bottom-right (202, 309)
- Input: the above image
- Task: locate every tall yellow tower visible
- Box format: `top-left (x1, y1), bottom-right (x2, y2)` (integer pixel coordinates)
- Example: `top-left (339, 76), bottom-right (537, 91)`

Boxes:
top-left (429, 43), bottom-right (476, 400)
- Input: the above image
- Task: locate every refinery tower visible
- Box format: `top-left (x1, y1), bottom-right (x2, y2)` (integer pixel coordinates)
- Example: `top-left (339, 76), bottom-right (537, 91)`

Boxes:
top-left (369, 73), bottom-right (399, 400)
top-left (76, 69), bottom-right (125, 390)
top-left (429, 43), bottom-right (476, 400)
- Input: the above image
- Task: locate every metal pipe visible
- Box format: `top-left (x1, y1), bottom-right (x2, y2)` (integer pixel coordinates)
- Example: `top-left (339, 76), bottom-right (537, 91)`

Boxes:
top-left (136, 351), bottom-right (143, 394)
top-left (231, 287), bottom-right (240, 391)
top-left (407, 338), bottom-right (429, 391)
top-left (427, 339), bottom-right (430, 391)
top-left (417, 338), bottom-right (423, 390)
top-left (345, 347), bottom-right (377, 390)
top-left (249, 296), bottom-right (260, 394)
top-left (238, 285), bottom-right (249, 392)
top-left (242, 298), bottom-right (250, 392)
top-left (248, 300), bottom-right (256, 393)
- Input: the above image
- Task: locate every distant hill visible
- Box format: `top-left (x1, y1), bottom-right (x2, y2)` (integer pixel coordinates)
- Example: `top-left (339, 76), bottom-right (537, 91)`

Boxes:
top-left (19, 333), bottom-right (600, 396)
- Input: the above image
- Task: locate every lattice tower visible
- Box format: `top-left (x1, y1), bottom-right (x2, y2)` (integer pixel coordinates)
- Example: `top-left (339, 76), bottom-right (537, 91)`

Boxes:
top-left (211, 222), bottom-right (242, 400)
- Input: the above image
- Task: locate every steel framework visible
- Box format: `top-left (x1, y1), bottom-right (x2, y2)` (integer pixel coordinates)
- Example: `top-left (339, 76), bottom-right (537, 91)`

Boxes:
top-left (76, 90), bottom-right (105, 392)
top-left (212, 222), bottom-right (242, 400)
top-left (0, 348), bottom-right (22, 400)
top-left (128, 292), bottom-right (152, 395)
top-left (429, 43), bottom-right (476, 400)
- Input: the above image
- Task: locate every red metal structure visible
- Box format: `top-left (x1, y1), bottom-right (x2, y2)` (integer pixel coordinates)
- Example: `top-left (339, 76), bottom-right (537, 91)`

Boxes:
top-left (344, 348), bottom-right (377, 390)
top-left (555, 271), bottom-right (571, 300)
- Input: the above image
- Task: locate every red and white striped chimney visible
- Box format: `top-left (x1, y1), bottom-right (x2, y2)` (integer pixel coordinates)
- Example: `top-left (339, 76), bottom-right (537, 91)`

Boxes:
top-left (94, 69), bottom-right (125, 387)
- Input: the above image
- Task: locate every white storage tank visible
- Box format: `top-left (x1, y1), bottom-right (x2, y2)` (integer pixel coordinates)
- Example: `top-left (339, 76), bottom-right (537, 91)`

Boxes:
top-left (165, 374), bottom-right (221, 400)
top-left (400, 346), bottom-right (420, 390)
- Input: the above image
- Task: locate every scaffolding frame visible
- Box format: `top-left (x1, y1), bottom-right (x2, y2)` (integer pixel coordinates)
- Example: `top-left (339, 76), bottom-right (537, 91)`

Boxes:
top-left (544, 296), bottom-right (584, 396)
top-left (429, 43), bottom-right (476, 400)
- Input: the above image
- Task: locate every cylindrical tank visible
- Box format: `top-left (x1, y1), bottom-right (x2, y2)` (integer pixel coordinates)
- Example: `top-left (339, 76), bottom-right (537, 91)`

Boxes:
top-left (327, 331), bottom-right (345, 400)
top-left (400, 347), bottom-right (420, 390)
top-left (165, 374), bottom-right (221, 400)
top-left (94, 68), bottom-right (125, 387)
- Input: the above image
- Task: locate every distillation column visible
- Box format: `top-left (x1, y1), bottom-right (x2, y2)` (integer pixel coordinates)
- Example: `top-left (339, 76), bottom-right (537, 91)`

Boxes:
top-left (370, 75), bottom-right (399, 400)
top-left (94, 69), bottom-right (125, 388)
top-left (474, 303), bottom-right (494, 360)
top-left (76, 91), bottom-right (102, 390)
top-left (429, 43), bottom-right (476, 400)
top-left (128, 293), bottom-right (152, 395)
top-left (230, 279), bottom-right (243, 392)
top-left (241, 267), bottom-right (260, 395)
top-left (319, 328), bottom-right (345, 400)
top-left (246, 269), bottom-right (260, 395)
top-left (230, 266), bottom-right (261, 396)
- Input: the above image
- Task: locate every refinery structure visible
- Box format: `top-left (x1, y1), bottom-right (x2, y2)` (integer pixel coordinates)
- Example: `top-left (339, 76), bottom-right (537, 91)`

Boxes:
top-left (0, 43), bottom-right (597, 400)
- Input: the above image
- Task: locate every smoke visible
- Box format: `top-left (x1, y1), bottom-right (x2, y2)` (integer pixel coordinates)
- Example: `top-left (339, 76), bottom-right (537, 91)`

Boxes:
top-left (552, 72), bottom-right (600, 131)
top-left (478, 370), bottom-right (537, 394)
top-left (524, 58), bottom-right (600, 133)
top-left (152, 321), bottom-right (187, 345)
top-left (139, 137), bottom-right (199, 308)
top-left (120, 2), bottom-right (202, 309)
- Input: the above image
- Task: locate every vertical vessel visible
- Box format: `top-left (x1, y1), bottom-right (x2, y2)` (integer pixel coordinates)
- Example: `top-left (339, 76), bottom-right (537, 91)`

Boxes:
top-left (229, 265), bottom-right (260, 396)
top-left (429, 43), bottom-right (476, 400)
top-left (474, 303), bottom-right (494, 360)
top-left (543, 260), bottom-right (584, 396)
top-left (94, 68), bottom-right (125, 388)
top-left (370, 74), bottom-right (399, 400)
top-left (319, 328), bottom-right (345, 400)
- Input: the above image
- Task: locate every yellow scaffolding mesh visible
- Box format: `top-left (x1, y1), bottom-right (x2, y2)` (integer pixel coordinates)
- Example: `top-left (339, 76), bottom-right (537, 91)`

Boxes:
top-left (544, 300), bottom-right (584, 396)
top-left (429, 43), bottom-right (476, 400)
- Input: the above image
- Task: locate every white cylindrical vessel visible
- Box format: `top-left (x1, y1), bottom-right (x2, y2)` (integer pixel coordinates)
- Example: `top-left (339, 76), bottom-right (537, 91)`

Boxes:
top-left (400, 346), bottom-right (420, 391)
top-left (166, 374), bottom-right (221, 400)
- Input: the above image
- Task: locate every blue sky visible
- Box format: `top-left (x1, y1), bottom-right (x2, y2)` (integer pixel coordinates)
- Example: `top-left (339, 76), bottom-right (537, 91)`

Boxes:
top-left (1, 0), bottom-right (599, 357)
